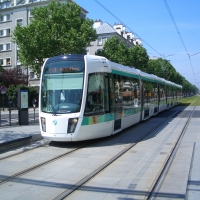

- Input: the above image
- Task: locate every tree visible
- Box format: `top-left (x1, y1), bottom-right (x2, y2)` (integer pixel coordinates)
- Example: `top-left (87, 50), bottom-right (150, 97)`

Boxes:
top-left (0, 67), bottom-right (28, 88)
top-left (12, 1), bottom-right (97, 76)
top-left (0, 65), bottom-right (4, 86)
top-left (96, 36), bottom-right (129, 66)
top-left (127, 46), bottom-right (149, 71)
top-left (0, 65), bottom-right (3, 73)
top-left (147, 58), bottom-right (163, 76)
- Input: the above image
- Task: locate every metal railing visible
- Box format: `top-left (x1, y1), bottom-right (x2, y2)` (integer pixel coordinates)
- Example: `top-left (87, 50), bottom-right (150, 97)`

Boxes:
top-left (0, 107), bottom-right (39, 127)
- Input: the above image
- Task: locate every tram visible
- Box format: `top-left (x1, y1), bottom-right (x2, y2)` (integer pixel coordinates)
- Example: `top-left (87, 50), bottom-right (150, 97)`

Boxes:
top-left (39, 54), bottom-right (182, 141)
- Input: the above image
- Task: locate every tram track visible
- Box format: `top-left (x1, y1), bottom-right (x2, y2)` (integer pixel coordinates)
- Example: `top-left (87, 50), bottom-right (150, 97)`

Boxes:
top-left (0, 141), bottom-right (93, 185)
top-left (147, 99), bottom-right (200, 199)
top-left (0, 106), bottom-right (196, 199)
top-left (0, 109), bottom-right (179, 187)
top-left (52, 108), bottom-right (190, 200)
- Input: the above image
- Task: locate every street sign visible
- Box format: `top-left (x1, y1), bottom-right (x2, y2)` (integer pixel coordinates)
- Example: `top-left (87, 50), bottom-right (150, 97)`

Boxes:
top-left (1, 86), bottom-right (6, 94)
top-left (1, 86), bottom-right (6, 92)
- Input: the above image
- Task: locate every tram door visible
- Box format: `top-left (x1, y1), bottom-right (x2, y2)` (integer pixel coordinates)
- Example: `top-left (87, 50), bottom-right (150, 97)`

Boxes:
top-left (114, 75), bottom-right (122, 131)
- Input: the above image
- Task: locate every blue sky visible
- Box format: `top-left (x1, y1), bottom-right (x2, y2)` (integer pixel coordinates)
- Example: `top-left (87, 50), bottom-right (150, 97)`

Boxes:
top-left (74, 0), bottom-right (200, 89)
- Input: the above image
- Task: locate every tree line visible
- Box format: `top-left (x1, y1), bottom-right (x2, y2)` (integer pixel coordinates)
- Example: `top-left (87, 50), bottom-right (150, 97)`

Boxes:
top-left (96, 36), bottom-right (198, 95)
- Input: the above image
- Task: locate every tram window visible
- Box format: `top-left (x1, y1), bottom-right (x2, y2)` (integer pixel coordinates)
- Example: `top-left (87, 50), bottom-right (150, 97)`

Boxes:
top-left (121, 77), bottom-right (140, 108)
top-left (84, 73), bottom-right (109, 116)
top-left (41, 73), bottom-right (83, 113)
top-left (160, 84), bottom-right (166, 99)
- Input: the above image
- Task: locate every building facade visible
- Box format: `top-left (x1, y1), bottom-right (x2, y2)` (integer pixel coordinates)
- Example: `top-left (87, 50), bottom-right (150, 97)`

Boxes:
top-left (86, 20), bottom-right (142, 55)
top-left (0, 0), bottom-right (87, 86)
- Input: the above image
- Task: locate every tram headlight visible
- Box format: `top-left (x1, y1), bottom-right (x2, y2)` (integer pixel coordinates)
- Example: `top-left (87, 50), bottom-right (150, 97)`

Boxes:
top-left (41, 117), bottom-right (46, 132)
top-left (67, 118), bottom-right (78, 133)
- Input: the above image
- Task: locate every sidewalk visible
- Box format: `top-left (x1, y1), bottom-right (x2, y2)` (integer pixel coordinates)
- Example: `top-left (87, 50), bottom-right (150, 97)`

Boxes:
top-left (0, 107), bottom-right (39, 114)
top-left (0, 114), bottom-right (43, 154)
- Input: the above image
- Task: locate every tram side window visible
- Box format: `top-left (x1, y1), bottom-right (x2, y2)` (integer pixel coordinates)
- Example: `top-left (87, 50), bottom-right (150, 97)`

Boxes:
top-left (84, 73), bottom-right (109, 116)
top-left (131, 78), bottom-right (140, 107)
top-left (143, 81), bottom-right (154, 104)
top-left (121, 77), bottom-right (140, 108)
top-left (160, 84), bottom-right (166, 99)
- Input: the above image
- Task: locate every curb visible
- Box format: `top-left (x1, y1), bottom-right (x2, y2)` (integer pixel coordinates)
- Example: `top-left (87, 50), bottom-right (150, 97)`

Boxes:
top-left (0, 133), bottom-right (43, 154)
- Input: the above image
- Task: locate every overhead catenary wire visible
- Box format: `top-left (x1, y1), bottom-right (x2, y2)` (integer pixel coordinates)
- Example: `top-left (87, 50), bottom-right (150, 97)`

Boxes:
top-left (163, 0), bottom-right (197, 83)
top-left (93, 0), bottom-right (163, 57)
top-left (93, 0), bottom-right (198, 89)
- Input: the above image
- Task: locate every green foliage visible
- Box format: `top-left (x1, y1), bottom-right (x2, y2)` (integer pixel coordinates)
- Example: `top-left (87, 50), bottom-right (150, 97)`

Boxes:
top-left (96, 36), bottom-right (128, 65)
top-left (97, 35), bottom-right (197, 95)
top-left (6, 84), bottom-right (38, 107)
top-left (181, 96), bottom-right (200, 106)
top-left (127, 46), bottom-right (149, 71)
top-left (95, 36), bottom-right (149, 69)
top-left (6, 84), bottom-right (17, 100)
top-left (0, 65), bottom-right (4, 73)
top-left (12, 1), bottom-right (97, 76)
top-left (0, 65), bottom-right (4, 86)
top-left (147, 58), bottom-right (163, 76)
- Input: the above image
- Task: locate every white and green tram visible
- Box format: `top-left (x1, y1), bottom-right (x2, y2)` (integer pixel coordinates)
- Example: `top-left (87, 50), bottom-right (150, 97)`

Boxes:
top-left (39, 54), bottom-right (182, 141)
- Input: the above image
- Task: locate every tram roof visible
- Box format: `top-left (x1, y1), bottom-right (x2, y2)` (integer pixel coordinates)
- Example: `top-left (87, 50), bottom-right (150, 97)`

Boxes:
top-left (46, 54), bottom-right (85, 64)
top-left (137, 70), bottom-right (159, 83)
top-left (109, 61), bottom-right (139, 79)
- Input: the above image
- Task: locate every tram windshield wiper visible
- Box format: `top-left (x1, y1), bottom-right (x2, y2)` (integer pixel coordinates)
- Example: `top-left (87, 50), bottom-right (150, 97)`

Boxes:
top-left (51, 105), bottom-right (58, 116)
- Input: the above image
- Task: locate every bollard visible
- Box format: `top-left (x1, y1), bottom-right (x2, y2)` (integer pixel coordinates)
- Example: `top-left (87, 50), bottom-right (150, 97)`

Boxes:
top-left (34, 107), bottom-right (35, 123)
top-left (9, 100), bottom-right (12, 126)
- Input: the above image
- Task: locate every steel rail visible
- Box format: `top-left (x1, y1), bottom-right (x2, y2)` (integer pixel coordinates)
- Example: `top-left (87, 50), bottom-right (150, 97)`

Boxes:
top-left (147, 99), bottom-right (200, 199)
top-left (53, 110), bottom-right (181, 200)
top-left (0, 109), bottom-right (179, 188)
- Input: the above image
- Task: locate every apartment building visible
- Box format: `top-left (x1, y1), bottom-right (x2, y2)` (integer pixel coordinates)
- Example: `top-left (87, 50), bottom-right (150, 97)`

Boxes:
top-left (87, 20), bottom-right (142, 55)
top-left (0, 0), bottom-right (87, 86)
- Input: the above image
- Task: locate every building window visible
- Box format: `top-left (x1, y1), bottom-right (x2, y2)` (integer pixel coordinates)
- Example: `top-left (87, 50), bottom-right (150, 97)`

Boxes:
top-left (16, 19), bottom-right (23, 27)
top-left (0, 58), bottom-right (11, 66)
top-left (97, 38), bottom-right (102, 45)
top-left (0, 28), bottom-right (11, 37)
top-left (17, 49), bottom-right (20, 61)
top-left (29, 0), bottom-right (38, 3)
top-left (6, 58), bottom-right (11, 65)
top-left (0, 14), bottom-right (11, 22)
top-left (102, 37), bottom-right (107, 45)
top-left (0, 43), bottom-right (11, 51)
top-left (29, 10), bottom-right (33, 18)
top-left (6, 43), bottom-right (10, 50)
top-left (1, 1), bottom-right (11, 9)
top-left (29, 72), bottom-right (35, 79)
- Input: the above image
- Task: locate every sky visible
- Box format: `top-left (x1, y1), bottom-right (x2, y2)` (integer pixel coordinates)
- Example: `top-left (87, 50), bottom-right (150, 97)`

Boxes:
top-left (74, 0), bottom-right (200, 89)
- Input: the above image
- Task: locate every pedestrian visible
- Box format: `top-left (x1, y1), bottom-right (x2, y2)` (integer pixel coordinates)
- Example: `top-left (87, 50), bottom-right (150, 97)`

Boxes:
top-left (32, 98), bottom-right (37, 110)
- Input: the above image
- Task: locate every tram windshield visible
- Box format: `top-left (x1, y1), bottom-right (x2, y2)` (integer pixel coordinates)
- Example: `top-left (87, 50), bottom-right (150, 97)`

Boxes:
top-left (41, 60), bottom-right (84, 114)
